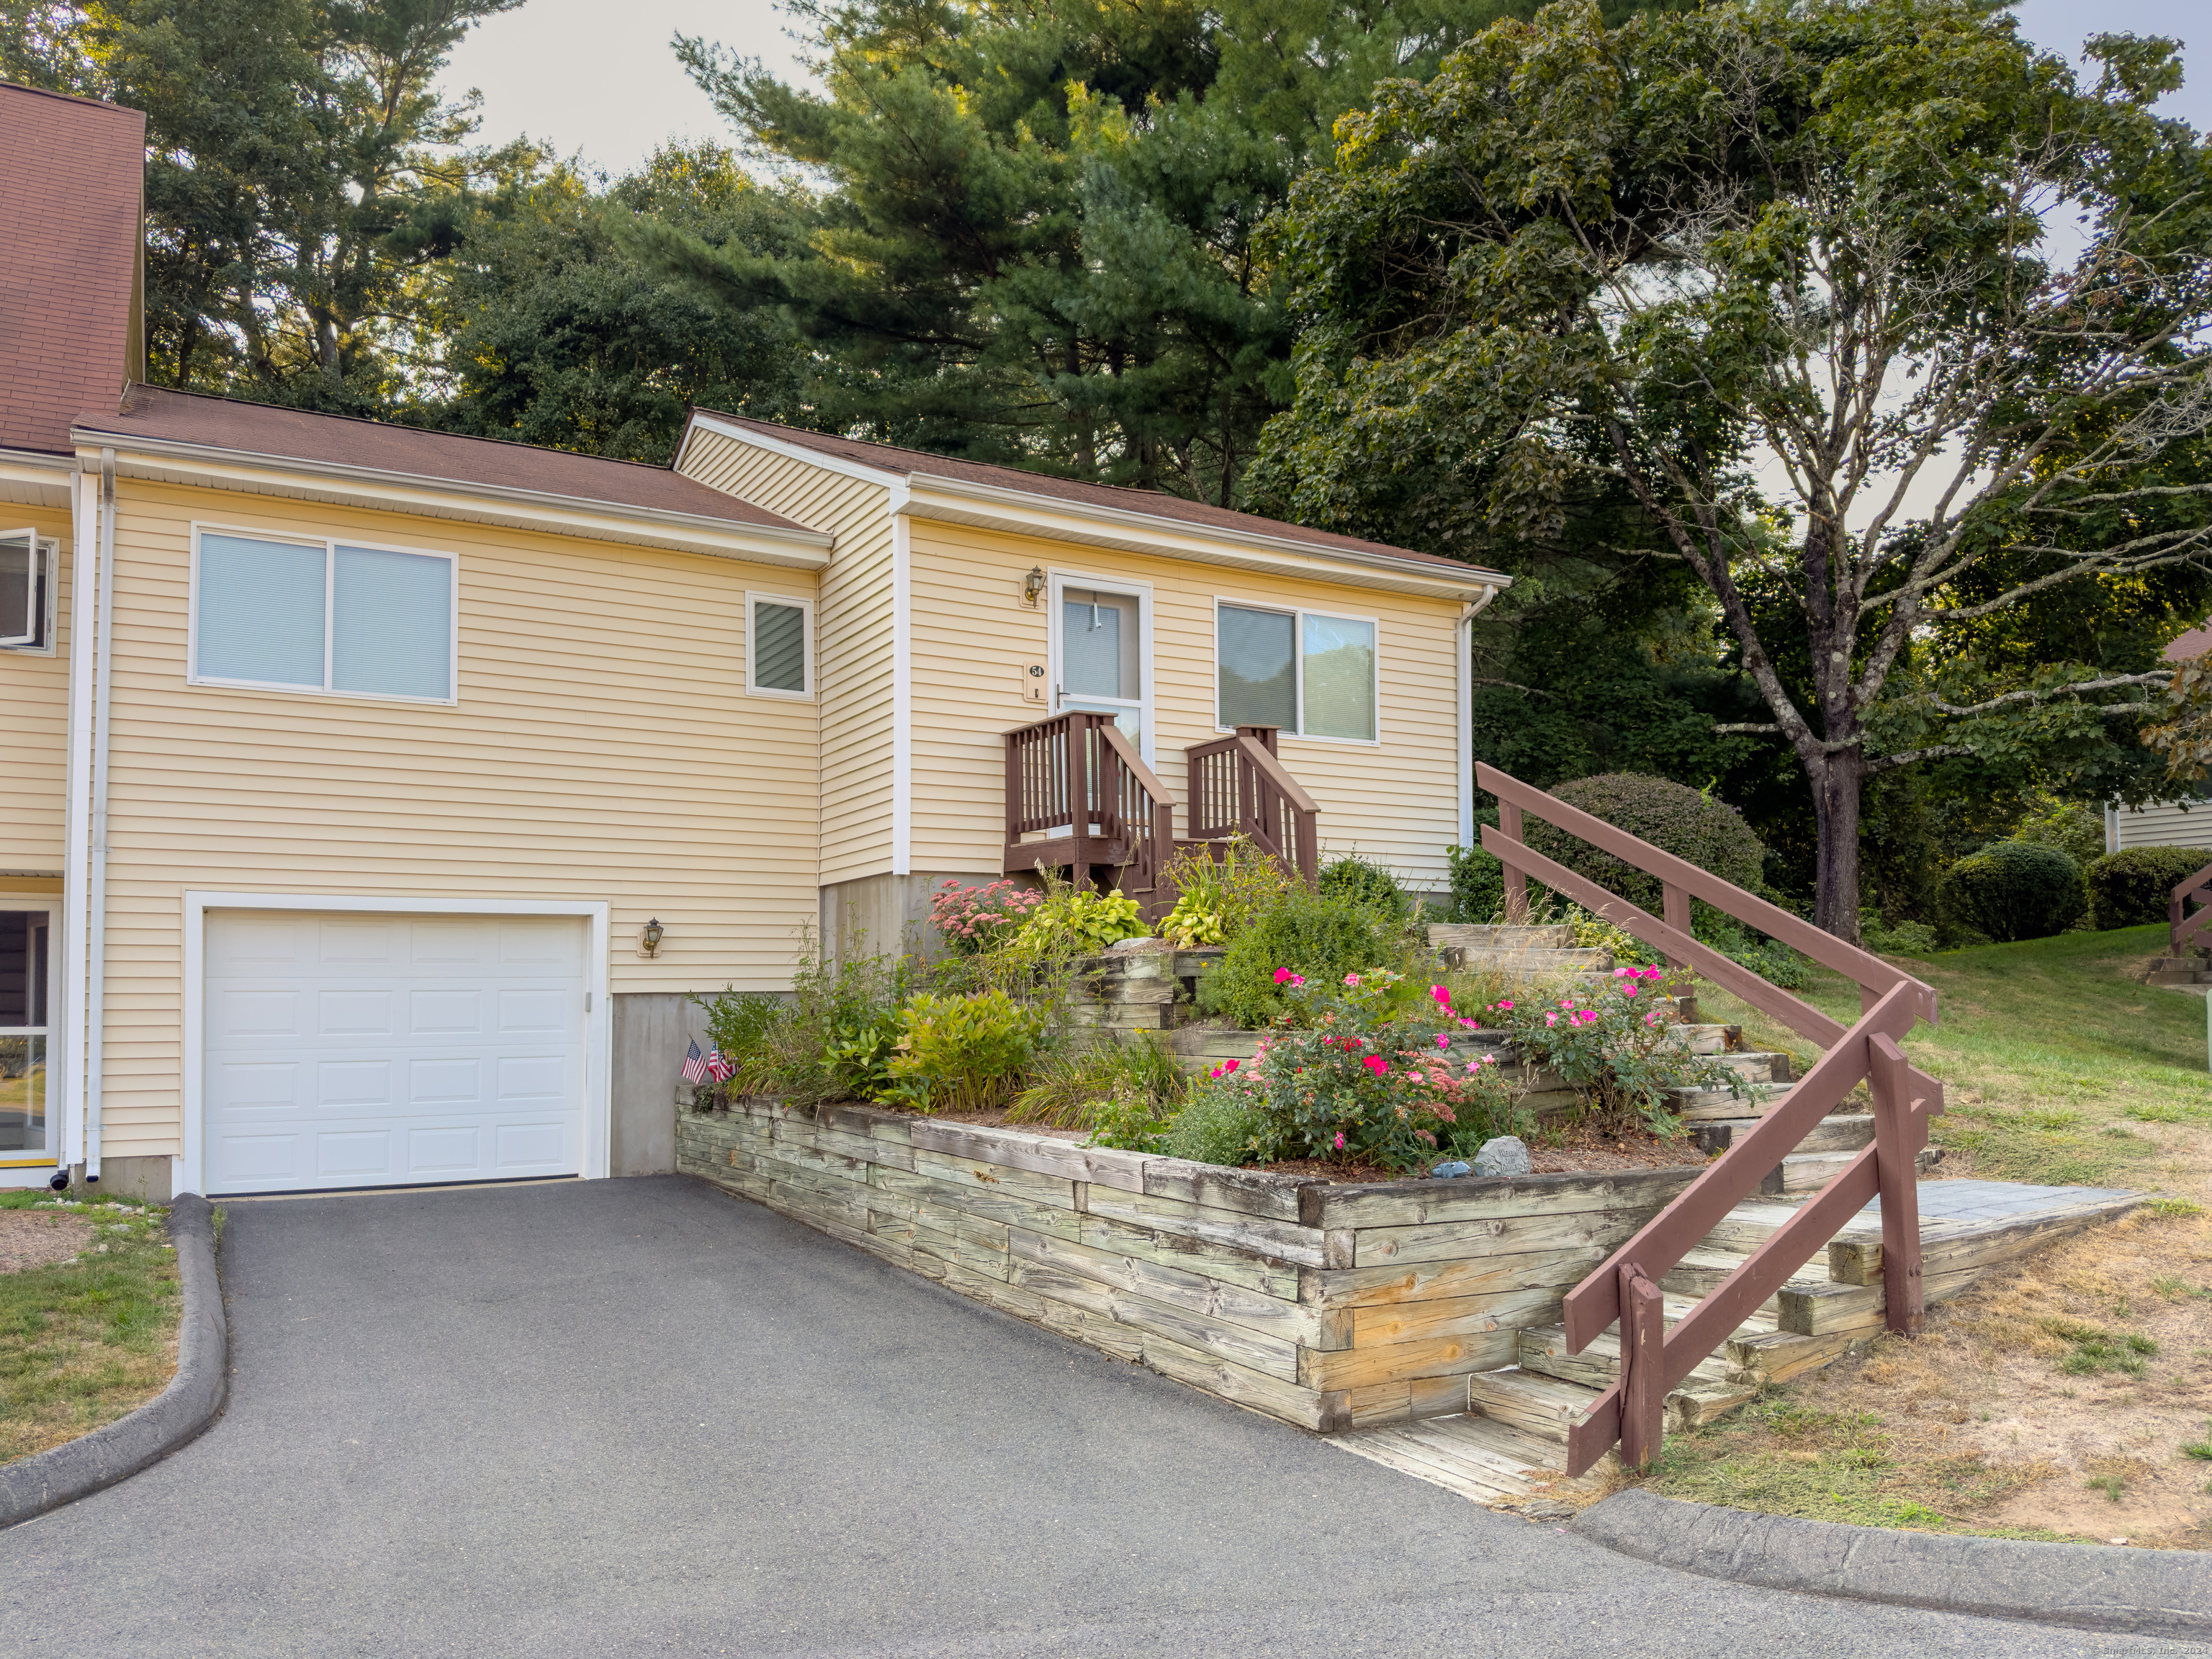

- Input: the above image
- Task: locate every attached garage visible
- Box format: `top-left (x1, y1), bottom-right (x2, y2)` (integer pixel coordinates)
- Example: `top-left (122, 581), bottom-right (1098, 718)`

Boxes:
top-left (188, 899), bottom-right (610, 1197)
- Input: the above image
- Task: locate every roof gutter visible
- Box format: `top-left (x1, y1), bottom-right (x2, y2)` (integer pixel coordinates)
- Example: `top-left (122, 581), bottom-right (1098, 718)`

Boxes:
top-left (67, 428), bottom-right (834, 568)
top-left (897, 473), bottom-right (1511, 601)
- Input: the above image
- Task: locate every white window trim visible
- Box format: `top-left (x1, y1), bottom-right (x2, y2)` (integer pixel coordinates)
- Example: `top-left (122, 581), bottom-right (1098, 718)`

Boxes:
top-left (179, 891), bottom-right (613, 1197)
top-left (1047, 568), bottom-right (1156, 766)
top-left (745, 590), bottom-right (816, 701)
top-left (187, 521), bottom-right (460, 706)
top-left (1211, 595), bottom-right (1384, 747)
top-left (0, 532), bottom-right (58, 655)
top-left (0, 894), bottom-right (58, 1180)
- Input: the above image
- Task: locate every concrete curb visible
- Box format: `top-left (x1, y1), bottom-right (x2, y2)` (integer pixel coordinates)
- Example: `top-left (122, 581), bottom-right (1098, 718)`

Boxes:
top-left (1574, 1488), bottom-right (2212, 1641)
top-left (0, 1194), bottom-right (228, 1529)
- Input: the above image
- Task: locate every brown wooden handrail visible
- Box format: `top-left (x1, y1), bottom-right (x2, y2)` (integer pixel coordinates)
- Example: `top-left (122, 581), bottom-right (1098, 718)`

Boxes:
top-left (1002, 711), bottom-right (1175, 896)
top-left (2172, 858), bottom-right (2212, 954)
top-left (1098, 721), bottom-right (1174, 809)
top-left (1184, 726), bottom-right (1320, 884)
top-left (1474, 764), bottom-right (1943, 1476)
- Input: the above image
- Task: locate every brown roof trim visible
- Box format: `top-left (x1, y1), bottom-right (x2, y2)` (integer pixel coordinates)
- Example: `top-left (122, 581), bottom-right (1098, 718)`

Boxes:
top-left (682, 409), bottom-right (1510, 587)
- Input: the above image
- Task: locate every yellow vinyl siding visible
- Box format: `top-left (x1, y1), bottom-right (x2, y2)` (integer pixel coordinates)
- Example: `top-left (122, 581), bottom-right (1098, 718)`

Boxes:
top-left (0, 507), bottom-right (73, 874)
top-left (907, 523), bottom-right (1463, 886)
top-left (2110, 801), bottom-right (2212, 854)
top-left (679, 430), bottom-right (895, 882)
top-left (94, 482), bottom-right (821, 1161)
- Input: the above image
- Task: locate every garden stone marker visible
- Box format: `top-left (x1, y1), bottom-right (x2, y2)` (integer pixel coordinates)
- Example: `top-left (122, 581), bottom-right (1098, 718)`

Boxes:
top-left (1473, 1136), bottom-right (1532, 1178)
top-left (1430, 1160), bottom-right (1473, 1179)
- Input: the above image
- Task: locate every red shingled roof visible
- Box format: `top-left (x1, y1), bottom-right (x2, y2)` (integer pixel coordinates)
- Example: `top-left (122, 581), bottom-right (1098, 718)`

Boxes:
top-left (76, 385), bottom-right (814, 532)
top-left (0, 83), bottom-right (145, 456)
top-left (688, 411), bottom-right (1506, 580)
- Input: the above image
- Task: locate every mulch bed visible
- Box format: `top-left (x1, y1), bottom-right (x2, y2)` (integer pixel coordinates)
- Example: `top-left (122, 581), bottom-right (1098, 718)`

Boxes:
top-left (1527, 1118), bottom-right (1714, 1174)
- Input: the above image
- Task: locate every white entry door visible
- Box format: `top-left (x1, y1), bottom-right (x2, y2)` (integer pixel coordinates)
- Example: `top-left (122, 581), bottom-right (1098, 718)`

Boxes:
top-left (1051, 574), bottom-right (1152, 757)
top-left (202, 910), bottom-right (588, 1196)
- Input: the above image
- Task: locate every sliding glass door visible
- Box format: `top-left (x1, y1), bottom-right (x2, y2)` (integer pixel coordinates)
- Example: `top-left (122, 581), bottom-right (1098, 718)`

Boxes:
top-left (0, 905), bottom-right (53, 1163)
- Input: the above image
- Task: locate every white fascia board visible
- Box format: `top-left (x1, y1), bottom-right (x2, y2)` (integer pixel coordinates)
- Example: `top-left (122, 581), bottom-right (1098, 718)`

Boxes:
top-left (70, 432), bottom-right (833, 570)
top-left (898, 475), bottom-right (1511, 601)
top-left (681, 413), bottom-right (906, 487)
top-left (0, 447), bottom-right (77, 511)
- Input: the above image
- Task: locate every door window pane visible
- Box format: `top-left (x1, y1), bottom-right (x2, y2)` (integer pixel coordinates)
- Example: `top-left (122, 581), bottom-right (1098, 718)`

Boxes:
top-left (1302, 613), bottom-right (1377, 740)
top-left (198, 534), bottom-right (325, 686)
top-left (1062, 590), bottom-right (1136, 700)
top-left (1, 911), bottom-right (49, 1156)
top-left (753, 601), bottom-right (807, 693)
top-left (333, 545), bottom-right (451, 698)
top-left (0, 1035), bottom-right (45, 1154)
top-left (1218, 604), bottom-right (1295, 729)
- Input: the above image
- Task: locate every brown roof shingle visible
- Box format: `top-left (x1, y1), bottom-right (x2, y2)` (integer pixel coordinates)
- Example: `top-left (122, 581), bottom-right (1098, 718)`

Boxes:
top-left (688, 411), bottom-right (1506, 580)
top-left (0, 83), bottom-right (145, 456)
top-left (77, 385), bottom-right (814, 533)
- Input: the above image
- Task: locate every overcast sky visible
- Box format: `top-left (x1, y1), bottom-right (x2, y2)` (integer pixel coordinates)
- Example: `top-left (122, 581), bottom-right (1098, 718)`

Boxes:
top-left (439, 1), bottom-right (2203, 179)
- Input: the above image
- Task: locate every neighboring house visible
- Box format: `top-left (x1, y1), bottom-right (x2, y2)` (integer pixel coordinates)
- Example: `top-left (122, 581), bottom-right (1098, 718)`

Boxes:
top-left (2108, 624), bottom-right (2212, 855)
top-left (0, 81), bottom-right (1506, 1205)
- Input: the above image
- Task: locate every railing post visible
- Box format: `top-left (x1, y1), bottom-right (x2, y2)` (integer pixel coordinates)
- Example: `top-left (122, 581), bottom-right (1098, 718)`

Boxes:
top-left (1067, 715), bottom-right (1092, 888)
top-left (1498, 800), bottom-right (1527, 922)
top-left (1617, 1262), bottom-right (1664, 1470)
top-left (1867, 1031), bottom-right (1925, 1336)
top-left (1661, 881), bottom-right (1689, 971)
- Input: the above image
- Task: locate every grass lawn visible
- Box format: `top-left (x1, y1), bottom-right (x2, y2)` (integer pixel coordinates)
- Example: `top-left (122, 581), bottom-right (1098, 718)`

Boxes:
top-left (0, 1192), bottom-right (180, 1465)
top-left (1639, 925), bottom-right (2212, 1549)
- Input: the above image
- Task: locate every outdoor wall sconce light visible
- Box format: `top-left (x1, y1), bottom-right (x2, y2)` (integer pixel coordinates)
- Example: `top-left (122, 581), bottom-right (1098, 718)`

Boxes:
top-left (640, 917), bottom-right (665, 958)
top-left (1022, 565), bottom-right (1046, 606)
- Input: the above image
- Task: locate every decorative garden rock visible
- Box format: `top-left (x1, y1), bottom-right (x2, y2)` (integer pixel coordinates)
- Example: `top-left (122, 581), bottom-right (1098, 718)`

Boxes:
top-left (1473, 1136), bottom-right (1532, 1177)
top-left (1430, 1160), bottom-right (1473, 1179)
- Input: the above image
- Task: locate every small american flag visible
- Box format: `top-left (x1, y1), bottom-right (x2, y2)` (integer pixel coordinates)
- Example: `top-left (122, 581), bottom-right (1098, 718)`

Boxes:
top-left (706, 1048), bottom-right (735, 1083)
top-left (681, 1039), bottom-right (709, 1084)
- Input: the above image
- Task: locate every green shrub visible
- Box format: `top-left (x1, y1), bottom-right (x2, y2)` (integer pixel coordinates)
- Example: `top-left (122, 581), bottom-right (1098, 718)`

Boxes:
top-left (1156, 835), bottom-right (1294, 947)
top-left (1860, 909), bottom-right (1939, 958)
top-left (1936, 842), bottom-right (2087, 943)
top-left (1008, 1033), bottom-right (1187, 1130)
top-left (1482, 967), bottom-right (1737, 1136)
top-left (884, 989), bottom-right (1042, 1112)
top-left (2087, 845), bottom-right (2210, 932)
top-left (1318, 855), bottom-right (1408, 920)
top-left (1195, 968), bottom-right (1524, 1172)
top-left (1521, 773), bottom-right (1766, 915)
top-left (1161, 1088), bottom-right (1269, 1165)
top-left (2014, 800), bottom-right (2107, 870)
top-left (693, 926), bottom-right (912, 1104)
top-left (1444, 839), bottom-right (1507, 923)
top-left (1085, 1087), bottom-right (1174, 1153)
top-left (1195, 881), bottom-right (1405, 1028)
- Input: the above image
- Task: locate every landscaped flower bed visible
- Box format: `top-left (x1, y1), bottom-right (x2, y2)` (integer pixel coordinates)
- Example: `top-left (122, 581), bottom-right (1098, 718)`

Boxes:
top-left (677, 1095), bottom-right (1703, 1431)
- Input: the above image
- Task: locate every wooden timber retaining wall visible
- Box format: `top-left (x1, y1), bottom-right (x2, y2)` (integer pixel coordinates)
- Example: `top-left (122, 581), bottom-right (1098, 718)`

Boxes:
top-left (677, 1097), bottom-right (1699, 1433)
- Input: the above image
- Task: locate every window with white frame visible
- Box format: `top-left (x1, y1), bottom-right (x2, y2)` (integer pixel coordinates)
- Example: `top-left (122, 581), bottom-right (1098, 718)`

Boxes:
top-left (747, 593), bottom-right (812, 698)
top-left (0, 904), bottom-right (53, 1157)
top-left (192, 529), bottom-right (456, 701)
top-left (1216, 602), bottom-right (1378, 741)
top-left (0, 530), bottom-right (55, 652)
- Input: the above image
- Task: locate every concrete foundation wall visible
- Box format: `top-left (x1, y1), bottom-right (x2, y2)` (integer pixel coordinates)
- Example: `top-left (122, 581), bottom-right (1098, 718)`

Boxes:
top-left (819, 870), bottom-right (1012, 966)
top-left (81, 1154), bottom-right (174, 1204)
top-left (611, 993), bottom-right (711, 1177)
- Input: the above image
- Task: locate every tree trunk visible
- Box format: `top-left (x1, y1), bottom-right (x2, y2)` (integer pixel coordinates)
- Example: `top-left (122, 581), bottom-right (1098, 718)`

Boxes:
top-left (1811, 750), bottom-right (1864, 943)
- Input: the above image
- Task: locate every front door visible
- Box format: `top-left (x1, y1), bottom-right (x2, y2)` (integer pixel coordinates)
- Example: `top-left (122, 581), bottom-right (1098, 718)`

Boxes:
top-left (0, 904), bottom-right (53, 1171)
top-left (1052, 577), bottom-right (1148, 755)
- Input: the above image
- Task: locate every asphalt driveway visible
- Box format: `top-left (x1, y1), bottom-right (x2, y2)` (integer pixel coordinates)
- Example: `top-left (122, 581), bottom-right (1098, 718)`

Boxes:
top-left (0, 1177), bottom-right (2188, 1657)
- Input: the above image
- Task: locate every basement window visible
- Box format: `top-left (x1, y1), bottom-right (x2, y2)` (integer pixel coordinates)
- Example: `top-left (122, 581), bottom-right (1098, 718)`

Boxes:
top-left (747, 593), bottom-right (813, 698)
top-left (0, 530), bottom-right (53, 652)
top-left (192, 529), bottom-right (456, 703)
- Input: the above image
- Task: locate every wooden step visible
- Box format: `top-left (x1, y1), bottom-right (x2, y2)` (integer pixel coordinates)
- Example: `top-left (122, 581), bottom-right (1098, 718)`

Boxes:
top-left (1429, 923), bottom-right (1578, 951)
top-left (1672, 1022), bottom-right (1745, 1056)
top-left (1725, 1328), bottom-right (1864, 1385)
top-left (1670, 1081), bottom-right (1792, 1121)
top-left (1324, 1411), bottom-right (1568, 1501)
top-left (1762, 1143), bottom-right (1941, 1195)
top-left (1695, 1112), bottom-right (1876, 1156)
top-left (1467, 1368), bottom-right (1606, 1444)
top-left (1444, 948), bottom-right (1616, 972)
top-left (1712, 1051), bottom-right (1791, 1082)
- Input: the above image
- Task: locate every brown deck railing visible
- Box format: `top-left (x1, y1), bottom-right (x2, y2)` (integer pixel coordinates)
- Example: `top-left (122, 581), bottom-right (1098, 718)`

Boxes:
top-left (1004, 711), bottom-right (1176, 897)
top-left (1478, 763), bottom-right (1946, 1475)
top-left (2172, 858), bottom-right (2212, 954)
top-left (1184, 726), bottom-right (1321, 885)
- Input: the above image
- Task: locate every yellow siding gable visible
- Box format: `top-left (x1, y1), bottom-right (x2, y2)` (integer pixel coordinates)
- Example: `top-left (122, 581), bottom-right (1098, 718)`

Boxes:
top-left (94, 481), bottom-right (822, 1161)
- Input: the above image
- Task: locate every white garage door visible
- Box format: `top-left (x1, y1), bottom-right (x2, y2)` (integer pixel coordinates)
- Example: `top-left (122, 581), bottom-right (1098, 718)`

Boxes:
top-left (203, 910), bottom-right (588, 1196)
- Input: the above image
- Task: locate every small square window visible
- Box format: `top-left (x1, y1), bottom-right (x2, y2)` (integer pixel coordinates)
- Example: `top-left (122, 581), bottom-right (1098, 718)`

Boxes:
top-left (0, 530), bottom-right (53, 652)
top-left (747, 595), bottom-right (812, 698)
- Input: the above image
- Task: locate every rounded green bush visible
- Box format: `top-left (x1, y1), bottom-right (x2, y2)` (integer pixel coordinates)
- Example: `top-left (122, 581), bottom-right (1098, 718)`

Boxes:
top-left (2086, 845), bottom-right (2212, 932)
top-left (1936, 842), bottom-right (2086, 943)
top-left (1520, 773), bottom-right (1767, 914)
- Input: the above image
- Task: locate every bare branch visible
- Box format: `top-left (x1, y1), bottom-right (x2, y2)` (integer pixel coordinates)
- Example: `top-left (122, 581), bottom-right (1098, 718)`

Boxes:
top-left (1927, 673), bottom-right (2168, 717)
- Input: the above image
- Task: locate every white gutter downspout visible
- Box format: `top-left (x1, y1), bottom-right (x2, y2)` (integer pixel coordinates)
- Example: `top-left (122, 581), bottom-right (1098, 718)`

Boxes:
top-left (1457, 586), bottom-right (1498, 849)
top-left (85, 448), bottom-right (117, 1184)
top-left (59, 462), bottom-right (98, 1187)
top-left (889, 482), bottom-right (912, 878)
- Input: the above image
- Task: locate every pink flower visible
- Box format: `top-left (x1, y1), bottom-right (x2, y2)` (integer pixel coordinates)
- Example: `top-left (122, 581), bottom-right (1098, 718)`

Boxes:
top-left (1642, 966), bottom-right (1662, 979)
top-left (1362, 1054), bottom-right (1388, 1075)
top-left (1344, 974), bottom-right (1362, 987)
top-left (1333, 1130), bottom-right (1346, 1151)
top-left (1623, 984), bottom-right (1638, 998)
top-left (1435, 1033), bottom-right (1451, 1048)
top-left (1430, 985), bottom-right (1452, 1006)
top-left (1460, 1017), bottom-right (1479, 1029)
top-left (1290, 974), bottom-right (1306, 988)
top-left (1498, 1000), bottom-right (1514, 1012)
top-left (1274, 968), bottom-right (1294, 985)
top-left (1222, 1058), bottom-right (1239, 1074)
top-left (1545, 1012), bottom-right (1558, 1026)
